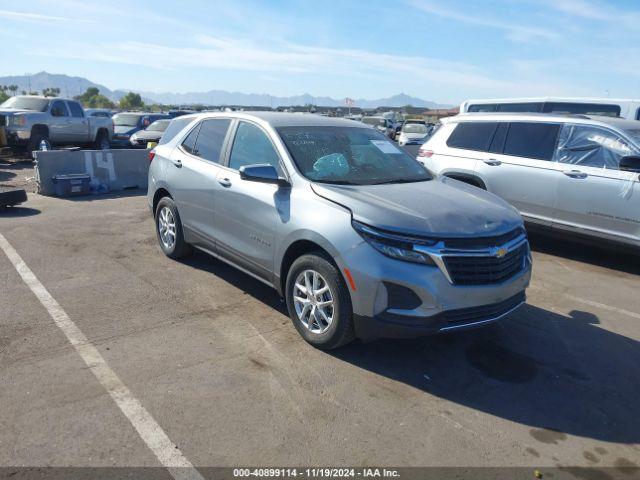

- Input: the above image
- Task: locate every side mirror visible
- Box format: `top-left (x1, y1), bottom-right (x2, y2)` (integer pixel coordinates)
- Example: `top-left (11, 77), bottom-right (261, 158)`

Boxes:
top-left (619, 155), bottom-right (640, 173)
top-left (239, 164), bottom-right (290, 187)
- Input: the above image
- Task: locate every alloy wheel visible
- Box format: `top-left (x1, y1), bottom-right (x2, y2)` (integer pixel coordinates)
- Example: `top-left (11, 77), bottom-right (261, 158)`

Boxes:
top-left (293, 269), bottom-right (335, 334)
top-left (158, 206), bottom-right (176, 249)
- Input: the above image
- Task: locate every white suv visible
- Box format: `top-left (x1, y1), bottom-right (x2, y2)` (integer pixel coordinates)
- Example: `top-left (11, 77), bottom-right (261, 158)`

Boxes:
top-left (419, 113), bottom-right (640, 248)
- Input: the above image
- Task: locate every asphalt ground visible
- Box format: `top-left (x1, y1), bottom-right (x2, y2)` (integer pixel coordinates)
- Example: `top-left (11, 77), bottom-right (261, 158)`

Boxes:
top-left (1, 157), bottom-right (639, 479)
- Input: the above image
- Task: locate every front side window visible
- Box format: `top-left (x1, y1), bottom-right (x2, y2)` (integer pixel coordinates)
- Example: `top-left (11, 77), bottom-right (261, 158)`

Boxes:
top-left (278, 126), bottom-right (431, 185)
top-left (192, 119), bottom-right (231, 163)
top-left (50, 101), bottom-right (68, 117)
top-left (67, 102), bottom-right (84, 118)
top-left (229, 122), bottom-right (281, 172)
top-left (447, 122), bottom-right (497, 152)
top-left (554, 124), bottom-right (636, 169)
top-left (503, 122), bottom-right (560, 161)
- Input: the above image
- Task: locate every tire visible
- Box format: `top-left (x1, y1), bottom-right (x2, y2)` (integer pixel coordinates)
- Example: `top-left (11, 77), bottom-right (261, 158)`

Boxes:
top-left (27, 127), bottom-right (49, 157)
top-left (285, 252), bottom-right (355, 349)
top-left (155, 197), bottom-right (191, 259)
top-left (94, 130), bottom-right (110, 150)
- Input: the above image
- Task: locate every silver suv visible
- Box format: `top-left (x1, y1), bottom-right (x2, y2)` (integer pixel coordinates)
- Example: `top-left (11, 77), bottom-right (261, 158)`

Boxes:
top-left (148, 112), bottom-right (531, 349)
top-left (420, 113), bottom-right (640, 248)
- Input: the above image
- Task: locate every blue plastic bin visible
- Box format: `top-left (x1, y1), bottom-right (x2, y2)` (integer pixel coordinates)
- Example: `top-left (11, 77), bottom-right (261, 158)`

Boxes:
top-left (52, 174), bottom-right (91, 197)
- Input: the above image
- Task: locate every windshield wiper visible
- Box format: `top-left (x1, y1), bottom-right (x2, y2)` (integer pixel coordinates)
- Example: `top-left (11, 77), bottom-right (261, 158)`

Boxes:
top-left (369, 177), bottom-right (430, 185)
top-left (312, 179), bottom-right (361, 185)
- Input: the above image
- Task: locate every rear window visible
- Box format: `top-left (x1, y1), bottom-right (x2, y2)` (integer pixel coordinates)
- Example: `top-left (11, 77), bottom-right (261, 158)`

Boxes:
top-left (181, 124), bottom-right (201, 155)
top-left (496, 103), bottom-right (543, 113)
top-left (447, 122), bottom-right (498, 151)
top-left (159, 117), bottom-right (193, 145)
top-left (467, 104), bottom-right (497, 112)
top-left (542, 102), bottom-right (620, 117)
top-left (503, 122), bottom-right (560, 160)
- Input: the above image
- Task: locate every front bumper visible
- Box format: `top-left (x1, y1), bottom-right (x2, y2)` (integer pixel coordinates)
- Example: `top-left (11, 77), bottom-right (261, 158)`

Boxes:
top-left (5, 128), bottom-right (30, 146)
top-left (339, 239), bottom-right (532, 341)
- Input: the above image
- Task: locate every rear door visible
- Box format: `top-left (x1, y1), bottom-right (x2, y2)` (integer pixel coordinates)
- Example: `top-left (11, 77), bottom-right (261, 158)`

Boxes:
top-left (475, 121), bottom-right (561, 225)
top-left (214, 120), bottom-right (287, 281)
top-left (552, 123), bottom-right (640, 243)
top-left (169, 118), bottom-right (233, 248)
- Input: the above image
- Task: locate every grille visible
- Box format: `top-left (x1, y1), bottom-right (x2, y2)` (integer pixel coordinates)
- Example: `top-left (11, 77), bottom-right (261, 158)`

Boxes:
top-left (444, 291), bottom-right (525, 327)
top-left (443, 228), bottom-right (525, 249)
top-left (443, 243), bottom-right (528, 285)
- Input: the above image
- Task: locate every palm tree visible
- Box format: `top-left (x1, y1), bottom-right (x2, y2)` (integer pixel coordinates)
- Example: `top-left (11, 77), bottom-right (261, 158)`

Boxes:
top-left (8, 85), bottom-right (18, 96)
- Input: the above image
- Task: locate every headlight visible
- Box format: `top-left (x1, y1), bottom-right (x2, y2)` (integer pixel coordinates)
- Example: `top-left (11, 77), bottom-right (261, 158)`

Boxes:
top-left (10, 115), bottom-right (26, 127)
top-left (352, 220), bottom-right (437, 265)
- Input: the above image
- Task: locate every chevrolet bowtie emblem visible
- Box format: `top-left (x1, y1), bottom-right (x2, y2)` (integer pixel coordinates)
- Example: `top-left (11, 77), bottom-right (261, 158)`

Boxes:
top-left (496, 248), bottom-right (508, 258)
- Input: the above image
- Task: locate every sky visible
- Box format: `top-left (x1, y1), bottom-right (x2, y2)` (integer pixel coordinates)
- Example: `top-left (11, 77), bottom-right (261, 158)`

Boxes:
top-left (0, 0), bottom-right (638, 104)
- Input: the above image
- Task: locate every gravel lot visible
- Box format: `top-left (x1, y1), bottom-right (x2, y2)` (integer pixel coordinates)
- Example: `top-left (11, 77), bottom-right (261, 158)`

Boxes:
top-left (1, 159), bottom-right (639, 477)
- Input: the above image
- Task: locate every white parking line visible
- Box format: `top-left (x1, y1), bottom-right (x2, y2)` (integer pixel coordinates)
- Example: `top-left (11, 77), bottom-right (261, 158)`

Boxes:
top-left (0, 233), bottom-right (204, 480)
top-left (531, 284), bottom-right (640, 320)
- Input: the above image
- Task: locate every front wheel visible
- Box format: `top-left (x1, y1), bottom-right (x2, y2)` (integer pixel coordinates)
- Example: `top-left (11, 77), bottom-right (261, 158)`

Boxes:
top-left (285, 253), bottom-right (355, 349)
top-left (94, 130), bottom-right (110, 150)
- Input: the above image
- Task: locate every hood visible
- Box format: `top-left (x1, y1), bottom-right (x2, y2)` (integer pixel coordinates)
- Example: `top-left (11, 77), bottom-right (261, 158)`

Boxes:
top-left (133, 130), bottom-right (162, 141)
top-left (311, 176), bottom-right (522, 237)
top-left (0, 108), bottom-right (34, 115)
top-left (114, 125), bottom-right (138, 135)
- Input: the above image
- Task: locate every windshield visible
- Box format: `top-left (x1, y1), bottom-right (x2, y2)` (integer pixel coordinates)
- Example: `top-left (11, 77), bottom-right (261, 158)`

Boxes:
top-left (112, 113), bottom-right (142, 127)
top-left (624, 129), bottom-right (640, 148)
top-left (403, 123), bottom-right (428, 134)
top-left (146, 120), bottom-right (170, 132)
top-left (278, 126), bottom-right (431, 185)
top-left (0, 96), bottom-right (49, 112)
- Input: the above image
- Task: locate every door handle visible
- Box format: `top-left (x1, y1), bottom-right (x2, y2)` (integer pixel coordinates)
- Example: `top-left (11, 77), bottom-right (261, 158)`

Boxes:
top-left (483, 159), bottom-right (502, 166)
top-left (562, 170), bottom-right (587, 179)
top-left (172, 159), bottom-right (182, 168)
top-left (218, 178), bottom-right (232, 187)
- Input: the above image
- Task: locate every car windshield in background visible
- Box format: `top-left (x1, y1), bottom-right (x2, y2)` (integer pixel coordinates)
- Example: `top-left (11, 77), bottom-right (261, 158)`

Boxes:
top-left (361, 117), bottom-right (382, 126)
top-left (112, 113), bottom-right (141, 127)
top-left (147, 120), bottom-right (170, 132)
top-left (278, 126), bottom-right (431, 185)
top-left (0, 97), bottom-right (49, 112)
top-left (403, 123), bottom-right (428, 134)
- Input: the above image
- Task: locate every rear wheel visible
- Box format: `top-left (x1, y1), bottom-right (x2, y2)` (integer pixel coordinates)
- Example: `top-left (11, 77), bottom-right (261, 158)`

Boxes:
top-left (285, 253), bottom-right (355, 349)
top-left (155, 197), bottom-right (191, 259)
top-left (94, 130), bottom-right (110, 150)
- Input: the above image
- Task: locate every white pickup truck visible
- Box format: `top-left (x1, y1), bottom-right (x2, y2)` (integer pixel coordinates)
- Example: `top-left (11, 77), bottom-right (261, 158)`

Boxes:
top-left (0, 96), bottom-right (113, 153)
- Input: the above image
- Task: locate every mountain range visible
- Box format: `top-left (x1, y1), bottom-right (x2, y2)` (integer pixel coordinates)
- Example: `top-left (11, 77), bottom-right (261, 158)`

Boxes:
top-left (0, 71), bottom-right (450, 109)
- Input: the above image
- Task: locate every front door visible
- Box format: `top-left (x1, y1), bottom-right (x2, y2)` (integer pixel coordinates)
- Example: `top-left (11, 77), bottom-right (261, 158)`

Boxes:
top-left (48, 100), bottom-right (72, 143)
top-left (169, 118), bottom-right (232, 248)
top-left (475, 121), bottom-right (562, 226)
top-left (552, 123), bottom-right (640, 243)
top-left (214, 120), bottom-right (287, 282)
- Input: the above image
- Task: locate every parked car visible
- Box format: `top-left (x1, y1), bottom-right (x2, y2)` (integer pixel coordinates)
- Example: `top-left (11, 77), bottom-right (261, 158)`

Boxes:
top-left (397, 120), bottom-right (431, 146)
top-left (460, 97), bottom-right (640, 120)
top-left (360, 116), bottom-right (396, 139)
top-left (129, 119), bottom-right (171, 147)
top-left (84, 108), bottom-right (113, 118)
top-left (148, 112), bottom-right (531, 349)
top-left (419, 113), bottom-right (640, 248)
top-left (111, 112), bottom-right (171, 147)
top-left (0, 96), bottom-right (113, 153)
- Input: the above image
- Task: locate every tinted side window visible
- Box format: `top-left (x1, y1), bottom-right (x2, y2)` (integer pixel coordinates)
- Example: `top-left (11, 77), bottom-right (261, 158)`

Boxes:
top-left (503, 122), bottom-right (560, 160)
top-left (159, 117), bottom-right (193, 145)
top-left (447, 122), bottom-right (498, 151)
top-left (67, 102), bottom-right (84, 118)
top-left (192, 119), bottom-right (231, 163)
top-left (488, 122), bottom-right (508, 153)
top-left (181, 123), bottom-right (201, 155)
top-left (636, 107), bottom-right (640, 121)
top-left (496, 102), bottom-right (543, 113)
top-left (50, 101), bottom-right (68, 117)
top-left (467, 104), bottom-right (497, 112)
top-left (554, 124), bottom-right (634, 169)
top-left (543, 102), bottom-right (620, 117)
top-left (229, 122), bottom-right (281, 172)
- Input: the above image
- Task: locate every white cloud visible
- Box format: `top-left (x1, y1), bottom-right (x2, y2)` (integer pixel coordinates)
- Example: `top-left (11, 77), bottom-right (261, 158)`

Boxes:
top-left (406, 0), bottom-right (560, 42)
top-left (0, 9), bottom-right (92, 24)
